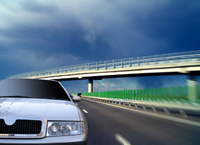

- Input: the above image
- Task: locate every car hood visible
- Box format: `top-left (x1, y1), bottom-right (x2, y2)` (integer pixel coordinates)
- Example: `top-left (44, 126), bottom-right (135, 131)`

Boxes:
top-left (0, 98), bottom-right (80, 121)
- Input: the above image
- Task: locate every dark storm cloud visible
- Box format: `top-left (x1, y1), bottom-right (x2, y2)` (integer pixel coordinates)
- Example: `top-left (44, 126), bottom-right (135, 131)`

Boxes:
top-left (128, 0), bottom-right (200, 52)
top-left (1, 0), bottom-right (199, 61)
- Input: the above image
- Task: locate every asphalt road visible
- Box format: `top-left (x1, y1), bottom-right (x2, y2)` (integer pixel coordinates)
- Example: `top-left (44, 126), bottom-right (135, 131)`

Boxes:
top-left (77, 99), bottom-right (200, 145)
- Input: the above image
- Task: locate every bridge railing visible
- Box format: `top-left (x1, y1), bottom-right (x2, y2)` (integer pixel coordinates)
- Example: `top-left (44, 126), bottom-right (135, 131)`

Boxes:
top-left (9, 50), bottom-right (200, 78)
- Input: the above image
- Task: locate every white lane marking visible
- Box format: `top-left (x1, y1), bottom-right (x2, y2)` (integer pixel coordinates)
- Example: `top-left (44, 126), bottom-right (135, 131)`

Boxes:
top-left (84, 98), bottom-right (200, 127)
top-left (115, 134), bottom-right (131, 145)
top-left (83, 109), bottom-right (88, 113)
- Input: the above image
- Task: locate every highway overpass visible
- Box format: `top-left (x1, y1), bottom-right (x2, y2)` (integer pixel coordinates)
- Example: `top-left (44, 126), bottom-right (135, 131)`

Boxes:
top-left (9, 50), bottom-right (200, 100)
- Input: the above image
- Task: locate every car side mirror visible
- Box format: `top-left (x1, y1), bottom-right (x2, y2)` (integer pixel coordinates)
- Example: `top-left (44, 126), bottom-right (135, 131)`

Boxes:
top-left (72, 95), bottom-right (81, 102)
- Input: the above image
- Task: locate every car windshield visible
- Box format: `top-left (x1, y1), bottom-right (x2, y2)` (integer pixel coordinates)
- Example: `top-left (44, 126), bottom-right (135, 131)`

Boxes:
top-left (0, 79), bottom-right (70, 101)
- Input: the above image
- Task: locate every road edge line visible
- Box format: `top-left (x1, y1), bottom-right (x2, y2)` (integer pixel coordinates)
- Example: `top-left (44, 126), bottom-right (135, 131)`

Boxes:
top-left (83, 98), bottom-right (200, 127)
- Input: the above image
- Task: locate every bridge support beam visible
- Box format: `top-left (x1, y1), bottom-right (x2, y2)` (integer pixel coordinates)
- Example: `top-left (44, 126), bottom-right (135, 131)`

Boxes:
top-left (88, 79), bottom-right (93, 93)
top-left (187, 75), bottom-right (197, 101)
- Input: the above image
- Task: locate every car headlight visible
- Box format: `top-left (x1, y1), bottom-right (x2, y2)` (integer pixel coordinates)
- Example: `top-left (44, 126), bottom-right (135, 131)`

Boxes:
top-left (47, 122), bottom-right (86, 136)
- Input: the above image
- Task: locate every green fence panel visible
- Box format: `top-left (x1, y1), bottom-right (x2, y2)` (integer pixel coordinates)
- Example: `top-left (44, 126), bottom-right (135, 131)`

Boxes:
top-left (146, 89), bottom-right (149, 101)
top-left (136, 90), bottom-right (138, 100)
top-left (133, 90), bottom-right (135, 100)
top-left (120, 90), bottom-right (122, 99)
top-left (80, 85), bottom-right (196, 103)
top-left (159, 88), bottom-right (162, 101)
top-left (154, 88), bottom-right (157, 101)
top-left (173, 87), bottom-right (178, 101)
top-left (151, 89), bottom-right (155, 101)
top-left (138, 89), bottom-right (141, 100)
top-left (177, 86), bottom-right (182, 101)
top-left (163, 87), bottom-right (168, 101)
top-left (156, 88), bottom-right (159, 101)
top-left (157, 88), bottom-right (160, 101)
top-left (184, 86), bottom-right (188, 100)
top-left (143, 89), bottom-right (145, 100)
top-left (130, 90), bottom-right (133, 100)
top-left (126, 90), bottom-right (128, 99)
top-left (181, 86), bottom-right (187, 101)
top-left (129, 90), bottom-right (131, 99)
top-left (117, 91), bottom-right (119, 99)
top-left (127, 90), bottom-right (130, 99)
top-left (122, 90), bottom-right (126, 99)
top-left (149, 89), bottom-right (151, 100)
top-left (171, 87), bottom-right (175, 102)
top-left (138, 89), bottom-right (140, 100)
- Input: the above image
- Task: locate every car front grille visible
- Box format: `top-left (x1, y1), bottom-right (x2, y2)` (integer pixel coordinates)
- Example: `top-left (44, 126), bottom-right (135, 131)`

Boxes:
top-left (0, 119), bottom-right (42, 134)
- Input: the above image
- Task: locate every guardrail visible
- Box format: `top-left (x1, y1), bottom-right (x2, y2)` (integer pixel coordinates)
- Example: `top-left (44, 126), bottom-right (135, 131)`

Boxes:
top-left (9, 50), bottom-right (200, 78)
top-left (82, 96), bottom-right (200, 117)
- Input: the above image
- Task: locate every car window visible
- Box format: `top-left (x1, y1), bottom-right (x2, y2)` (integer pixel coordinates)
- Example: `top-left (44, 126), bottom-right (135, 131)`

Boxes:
top-left (0, 79), bottom-right (70, 101)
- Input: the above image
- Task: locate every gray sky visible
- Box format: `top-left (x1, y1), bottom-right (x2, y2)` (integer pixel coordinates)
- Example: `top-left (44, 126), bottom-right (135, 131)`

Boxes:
top-left (0, 0), bottom-right (199, 93)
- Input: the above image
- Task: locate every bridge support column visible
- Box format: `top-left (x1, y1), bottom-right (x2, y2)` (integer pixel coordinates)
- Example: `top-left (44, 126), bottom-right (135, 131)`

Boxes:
top-left (88, 79), bottom-right (93, 93)
top-left (187, 75), bottom-right (197, 101)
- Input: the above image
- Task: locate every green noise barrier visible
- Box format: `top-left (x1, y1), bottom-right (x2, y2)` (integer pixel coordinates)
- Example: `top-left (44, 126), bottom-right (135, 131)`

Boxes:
top-left (80, 85), bottom-right (200, 102)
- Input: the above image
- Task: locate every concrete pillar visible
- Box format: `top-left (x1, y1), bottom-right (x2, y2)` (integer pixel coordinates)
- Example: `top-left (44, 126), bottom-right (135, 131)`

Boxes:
top-left (88, 79), bottom-right (93, 93)
top-left (187, 75), bottom-right (197, 101)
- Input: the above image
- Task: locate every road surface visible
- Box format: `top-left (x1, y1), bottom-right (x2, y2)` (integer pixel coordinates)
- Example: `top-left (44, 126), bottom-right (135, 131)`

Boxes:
top-left (77, 99), bottom-right (200, 145)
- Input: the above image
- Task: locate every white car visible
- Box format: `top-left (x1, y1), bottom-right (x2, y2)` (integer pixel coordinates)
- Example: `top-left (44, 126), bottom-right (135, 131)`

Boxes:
top-left (0, 78), bottom-right (88, 145)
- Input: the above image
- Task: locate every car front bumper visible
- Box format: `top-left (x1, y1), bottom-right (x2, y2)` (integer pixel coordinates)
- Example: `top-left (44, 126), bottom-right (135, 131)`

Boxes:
top-left (0, 134), bottom-right (87, 145)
